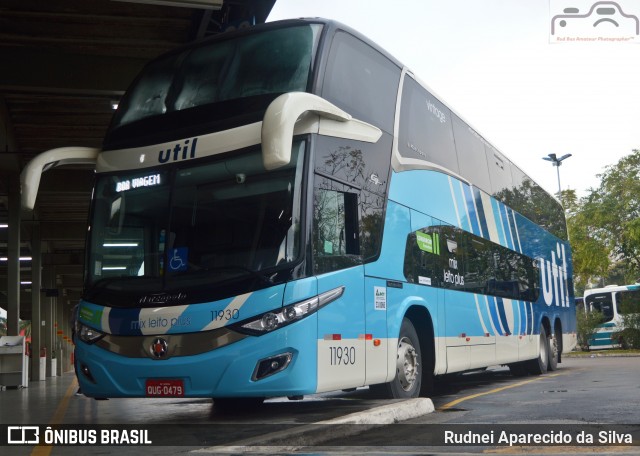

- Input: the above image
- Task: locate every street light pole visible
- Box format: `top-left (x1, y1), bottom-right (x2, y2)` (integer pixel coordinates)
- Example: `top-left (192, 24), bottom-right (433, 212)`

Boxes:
top-left (542, 153), bottom-right (572, 194)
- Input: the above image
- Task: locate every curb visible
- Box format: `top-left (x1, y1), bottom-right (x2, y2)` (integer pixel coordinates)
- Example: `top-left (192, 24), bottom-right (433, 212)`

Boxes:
top-left (566, 352), bottom-right (640, 358)
top-left (317, 397), bottom-right (435, 424)
top-left (194, 397), bottom-right (434, 453)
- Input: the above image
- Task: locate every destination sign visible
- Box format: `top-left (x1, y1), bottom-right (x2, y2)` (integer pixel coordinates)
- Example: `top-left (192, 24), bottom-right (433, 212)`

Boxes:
top-left (115, 174), bottom-right (161, 193)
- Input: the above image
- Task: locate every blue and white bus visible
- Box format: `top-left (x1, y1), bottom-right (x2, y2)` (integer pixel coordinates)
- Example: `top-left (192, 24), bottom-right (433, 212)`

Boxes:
top-left (583, 284), bottom-right (640, 349)
top-left (21, 18), bottom-right (576, 405)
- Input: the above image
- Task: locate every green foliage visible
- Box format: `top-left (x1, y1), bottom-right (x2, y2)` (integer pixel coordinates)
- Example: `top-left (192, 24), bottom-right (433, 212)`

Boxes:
top-left (565, 149), bottom-right (640, 287)
top-left (496, 178), bottom-right (567, 240)
top-left (576, 308), bottom-right (603, 351)
top-left (562, 189), bottom-right (609, 292)
top-left (615, 295), bottom-right (640, 349)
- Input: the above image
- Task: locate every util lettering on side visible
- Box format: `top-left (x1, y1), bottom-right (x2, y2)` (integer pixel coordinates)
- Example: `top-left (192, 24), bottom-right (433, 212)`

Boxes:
top-left (539, 242), bottom-right (569, 307)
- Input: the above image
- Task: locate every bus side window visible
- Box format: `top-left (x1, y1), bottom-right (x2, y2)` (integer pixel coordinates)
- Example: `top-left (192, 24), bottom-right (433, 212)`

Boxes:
top-left (438, 226), bottom-right (465, 291)
top-left (464, 234), bottom-right (494, 295)
top-left (313, 187), bottom-right (361, 274)
top-left (616, 290), bottom-right (640, 315)
top-left (403, 227), bottom-right (439, 287)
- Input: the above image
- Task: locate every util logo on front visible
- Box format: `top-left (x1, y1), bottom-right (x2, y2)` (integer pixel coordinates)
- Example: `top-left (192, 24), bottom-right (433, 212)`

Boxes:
top-left (158, 137), bottom-right (198, 163)
top-left (539, 242), bottom-right (570, 307)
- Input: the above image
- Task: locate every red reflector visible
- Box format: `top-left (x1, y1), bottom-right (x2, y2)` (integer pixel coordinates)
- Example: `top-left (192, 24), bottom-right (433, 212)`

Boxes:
top-left (365, 334), bottom-right (373, 340)
top-left (373, 339), bottom-right (381, 347)
top-left (324, 334), bottom-right (341, 341)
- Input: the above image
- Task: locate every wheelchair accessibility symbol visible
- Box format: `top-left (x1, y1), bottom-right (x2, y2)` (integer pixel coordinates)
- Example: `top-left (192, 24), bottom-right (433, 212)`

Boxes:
top-left (169, 247), bottom-right (188, 272)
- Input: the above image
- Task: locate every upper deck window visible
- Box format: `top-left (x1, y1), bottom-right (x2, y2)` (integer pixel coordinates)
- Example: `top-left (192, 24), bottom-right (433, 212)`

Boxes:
top-left (112, 24), bottom-right (322, 129)
top-left (322, 31), bottom-right (400, 134)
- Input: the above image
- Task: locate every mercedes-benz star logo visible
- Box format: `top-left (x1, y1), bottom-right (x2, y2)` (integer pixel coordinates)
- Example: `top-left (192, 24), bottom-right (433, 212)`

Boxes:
top-left (150, 337), bottom-right (169, 359)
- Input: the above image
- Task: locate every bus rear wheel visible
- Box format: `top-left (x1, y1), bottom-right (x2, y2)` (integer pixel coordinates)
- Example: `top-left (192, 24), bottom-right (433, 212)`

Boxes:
top-left (548, 332), bottom-right (559, 371)
top-left (372, 318), bottom-right (423, 399)
top-left (526, 325), bottom-right (549, 375)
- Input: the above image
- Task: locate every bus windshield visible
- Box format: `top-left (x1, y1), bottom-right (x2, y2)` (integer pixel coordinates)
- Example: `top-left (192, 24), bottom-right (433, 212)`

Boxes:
top-left (86, 142), bottom-right (306, 303)
top-left (111, 24), bottom-right (322, 130)
top-left (586, 293), bottom-right (615, 322)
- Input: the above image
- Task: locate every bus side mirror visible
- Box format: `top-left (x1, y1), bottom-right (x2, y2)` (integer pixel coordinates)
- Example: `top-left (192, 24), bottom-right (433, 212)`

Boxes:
top-left (20, 147), bottom-right (99, 210)
top-left (261, 92), bottom-right (382, 170)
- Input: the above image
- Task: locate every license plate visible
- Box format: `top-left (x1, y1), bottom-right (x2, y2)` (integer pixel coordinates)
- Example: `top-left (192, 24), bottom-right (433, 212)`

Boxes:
top-left (145, 379), bottom-right (184, 397)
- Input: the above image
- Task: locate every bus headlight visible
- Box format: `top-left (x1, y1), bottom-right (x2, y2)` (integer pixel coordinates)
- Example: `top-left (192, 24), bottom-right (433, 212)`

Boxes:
top-left (78, 323), bottom-right (106, 344)
top-left (233, 286), bottom-right (344, 336)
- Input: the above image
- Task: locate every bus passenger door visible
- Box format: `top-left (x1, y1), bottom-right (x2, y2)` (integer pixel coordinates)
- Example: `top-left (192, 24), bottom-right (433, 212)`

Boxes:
top-left (314, 187), bottom-right (366, 392)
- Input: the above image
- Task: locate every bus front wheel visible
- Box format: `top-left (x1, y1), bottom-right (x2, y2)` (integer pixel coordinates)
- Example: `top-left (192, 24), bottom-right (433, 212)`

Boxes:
top-left (372, 318), bottom-right (423, 399)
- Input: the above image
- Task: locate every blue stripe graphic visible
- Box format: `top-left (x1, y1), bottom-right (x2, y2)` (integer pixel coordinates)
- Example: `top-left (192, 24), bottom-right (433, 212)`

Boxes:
top-left (491, 199), bottom-right (506, 246)
top-left (519, 301), bottom-right (527, 336)
top-left (495, 297), bottom-right (511, 335)
top-left (473, 188), bottom-right (490, 239)
top-left (499, 203), bottom-right (514, 250)
top-left (450, 180), bottom-right (470, 232)
top-left (462, 184), bottom-right (481, 236)
top-left (512, 300), bottom-right (520, 337)
top-left (488, 297), bottom-right (503, 336)
top-left (508, 209), bottom-right (523, 253)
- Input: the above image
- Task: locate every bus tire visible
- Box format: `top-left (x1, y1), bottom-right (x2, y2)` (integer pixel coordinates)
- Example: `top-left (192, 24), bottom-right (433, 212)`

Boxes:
top-left (372, 318), bottom-right (422, 399)
top-left (548, 332), bottom-right (559, 371)
top-left (526, 325), bottom-right (549, 375)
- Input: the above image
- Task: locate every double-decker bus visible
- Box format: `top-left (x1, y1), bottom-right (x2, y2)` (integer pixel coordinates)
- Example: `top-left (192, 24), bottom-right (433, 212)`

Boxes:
top-left (583, 284), bottom-right (640, 349)
top-left (21, 18), bottom-right (576, 405)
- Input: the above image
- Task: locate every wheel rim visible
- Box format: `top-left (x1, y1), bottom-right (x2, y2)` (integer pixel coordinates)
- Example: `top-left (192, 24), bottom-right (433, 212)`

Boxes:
top-left (540, 332), bottom-right (548, 369)
top-left (396, 336), bottom-right (419, 391)
top-left (550, 336), bottom-right (558, 362)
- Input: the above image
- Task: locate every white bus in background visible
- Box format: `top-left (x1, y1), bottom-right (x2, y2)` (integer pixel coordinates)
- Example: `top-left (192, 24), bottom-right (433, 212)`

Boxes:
top-left (583, 283), bottom-right (640, 349)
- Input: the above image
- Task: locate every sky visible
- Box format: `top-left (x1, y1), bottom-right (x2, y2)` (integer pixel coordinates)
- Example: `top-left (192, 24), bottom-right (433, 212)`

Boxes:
top-left (268, 0), bottom-right (640, 197)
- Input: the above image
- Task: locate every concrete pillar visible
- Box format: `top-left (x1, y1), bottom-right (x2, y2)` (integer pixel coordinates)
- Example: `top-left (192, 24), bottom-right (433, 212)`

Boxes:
top-left (62, 298), bottom-right (73, 373)
top-left (42, 266), bottom-right (54, 377)
top-left (7, 174), bottom-right (20, 336)
top-left (55, 290), bottom-right (64, 376)
top-left (30, 224), bottom-right (42, 381)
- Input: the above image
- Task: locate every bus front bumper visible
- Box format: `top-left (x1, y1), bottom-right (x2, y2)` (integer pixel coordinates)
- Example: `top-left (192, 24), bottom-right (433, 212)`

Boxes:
top-left (74, 316), bottom-right (318, 398)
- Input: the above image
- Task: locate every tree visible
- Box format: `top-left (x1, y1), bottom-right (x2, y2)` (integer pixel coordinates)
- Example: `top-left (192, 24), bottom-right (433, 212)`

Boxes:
top-left (576, 308), bottom-right (603, 351)
top-left (566, 149), bottom-right (640, 287)
top-left (561, 189), bottom-right (609, 292)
